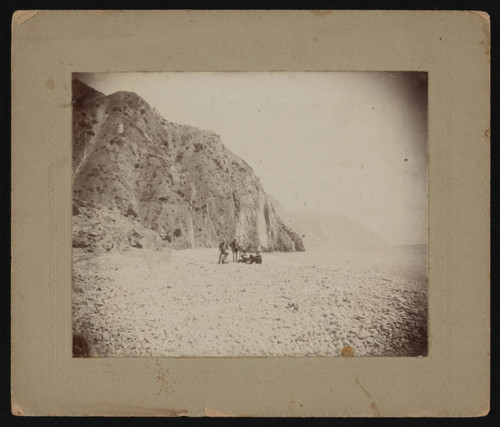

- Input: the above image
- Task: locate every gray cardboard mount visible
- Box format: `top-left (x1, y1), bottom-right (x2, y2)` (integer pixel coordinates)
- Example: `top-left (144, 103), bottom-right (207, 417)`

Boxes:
top-left (11, 10), bottom-right (490, 417)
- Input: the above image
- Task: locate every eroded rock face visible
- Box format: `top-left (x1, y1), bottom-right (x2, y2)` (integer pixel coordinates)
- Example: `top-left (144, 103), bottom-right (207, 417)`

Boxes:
top-left (72, 79), bottom-right (304, 252)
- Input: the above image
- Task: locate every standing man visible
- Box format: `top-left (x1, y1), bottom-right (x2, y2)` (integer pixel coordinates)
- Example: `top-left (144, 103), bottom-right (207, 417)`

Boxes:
top-left (219, 239), bottom-right (229, 264)
top-left (230, 238), bottom-right (239, 262)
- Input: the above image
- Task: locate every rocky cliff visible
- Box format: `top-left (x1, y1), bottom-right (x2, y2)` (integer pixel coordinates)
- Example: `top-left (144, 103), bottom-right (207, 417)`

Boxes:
top-left (72, 79), bottom-right (304, 253)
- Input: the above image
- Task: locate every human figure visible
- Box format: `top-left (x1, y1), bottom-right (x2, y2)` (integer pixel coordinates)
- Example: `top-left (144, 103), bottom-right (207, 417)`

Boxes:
top-left (230, 239), bottom-right (239, 262)
top-left (218, 239), bottom-right (229, 264)
top-left (250, 250), bottom-right (262, 264)
top-left (238, 250), bottom-right (250, 264)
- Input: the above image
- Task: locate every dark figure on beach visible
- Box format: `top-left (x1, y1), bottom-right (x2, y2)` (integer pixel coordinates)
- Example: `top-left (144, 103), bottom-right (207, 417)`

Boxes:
top-left (218, 239), bottom-right (229, 264)
top-left (250, 250), bottom-right (263, 264)
top-left (230, 239), bottom-right (239, 262)
top-left (238, 250), bottom-right (262, 264)
top-left (238, 251), bottom-right (250, 263)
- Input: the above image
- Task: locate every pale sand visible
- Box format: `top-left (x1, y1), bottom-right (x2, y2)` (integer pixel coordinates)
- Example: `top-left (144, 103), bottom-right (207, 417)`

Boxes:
top-left (72, 247), bottom-right (427, 357)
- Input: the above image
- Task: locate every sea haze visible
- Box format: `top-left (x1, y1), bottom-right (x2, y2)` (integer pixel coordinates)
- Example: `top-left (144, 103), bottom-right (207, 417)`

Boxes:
top-left (268, 245), bottom-right (427, 283)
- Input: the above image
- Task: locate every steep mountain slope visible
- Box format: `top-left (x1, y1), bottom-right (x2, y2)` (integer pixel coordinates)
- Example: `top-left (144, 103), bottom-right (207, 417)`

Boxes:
top-left (72, 79), bottom-right (304, 253)
top-left (270, 197), bottom-right (387, 248)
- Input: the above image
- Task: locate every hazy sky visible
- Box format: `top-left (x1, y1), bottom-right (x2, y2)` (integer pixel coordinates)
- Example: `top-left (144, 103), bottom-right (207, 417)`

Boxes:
top-left (75, 72), bottom-right (427, 245)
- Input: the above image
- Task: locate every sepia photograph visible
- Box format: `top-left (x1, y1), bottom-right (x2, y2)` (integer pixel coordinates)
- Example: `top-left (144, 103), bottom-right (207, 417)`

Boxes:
top-left (71, 71), bottom-right (428, 358)
top-left (12, 10), bottom-right (489, 416)
top-left (10, 10), bottom-right (491, 418)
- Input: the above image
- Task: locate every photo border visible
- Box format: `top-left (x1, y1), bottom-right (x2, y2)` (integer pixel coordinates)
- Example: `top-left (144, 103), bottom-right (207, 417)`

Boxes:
top-left (11, 10), bottom-right (490, 416)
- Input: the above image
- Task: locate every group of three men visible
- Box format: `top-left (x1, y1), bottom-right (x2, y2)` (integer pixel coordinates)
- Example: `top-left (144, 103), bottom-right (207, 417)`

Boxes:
top-left (218, 239), bottom-right (262, 264)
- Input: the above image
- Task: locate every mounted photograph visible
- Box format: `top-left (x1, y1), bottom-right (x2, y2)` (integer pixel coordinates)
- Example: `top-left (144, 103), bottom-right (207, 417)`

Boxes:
top-left (71, 71), bottom-right (428, 358)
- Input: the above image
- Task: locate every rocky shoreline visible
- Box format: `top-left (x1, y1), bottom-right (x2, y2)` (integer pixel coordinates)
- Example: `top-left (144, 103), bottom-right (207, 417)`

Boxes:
top-left (73, 248), bottom-right (427, 357)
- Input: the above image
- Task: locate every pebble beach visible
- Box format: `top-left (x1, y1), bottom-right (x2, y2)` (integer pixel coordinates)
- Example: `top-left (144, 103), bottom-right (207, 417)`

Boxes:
top-left (73, 247), bottom-right (427, 357)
